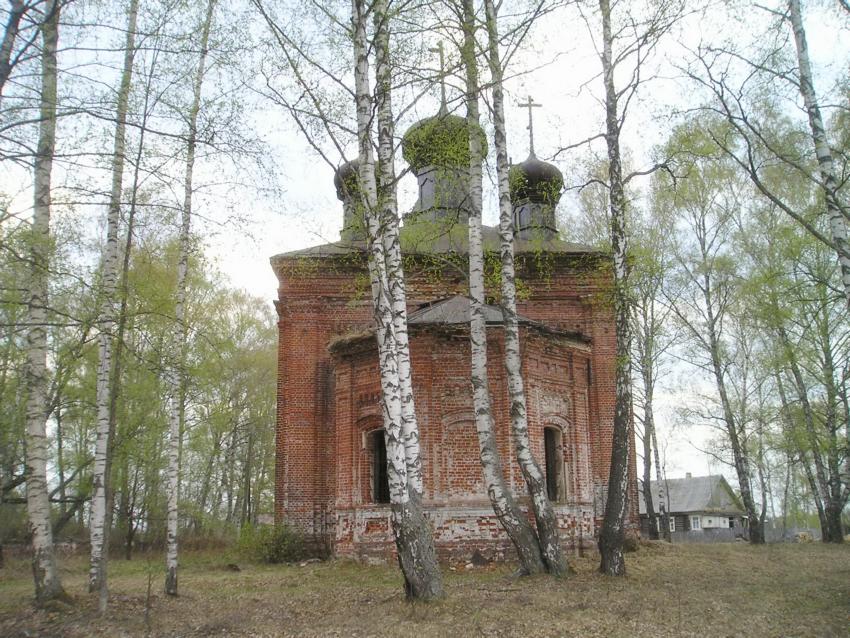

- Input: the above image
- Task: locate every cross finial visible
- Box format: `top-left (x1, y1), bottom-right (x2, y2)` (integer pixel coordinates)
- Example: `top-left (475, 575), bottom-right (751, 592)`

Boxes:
top-left (429, 41), bottom-right (447, 114)
top-left (519, 95), bottom-right (542, 157)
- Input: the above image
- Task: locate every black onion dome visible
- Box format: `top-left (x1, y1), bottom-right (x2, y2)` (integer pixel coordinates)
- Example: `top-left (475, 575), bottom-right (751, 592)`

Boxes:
top-left (508, 154), bottom-right (564, 204)
top-left (401, 112), bottom-right (487, 172)
top-left (334, 159), bottom-right (360, 201)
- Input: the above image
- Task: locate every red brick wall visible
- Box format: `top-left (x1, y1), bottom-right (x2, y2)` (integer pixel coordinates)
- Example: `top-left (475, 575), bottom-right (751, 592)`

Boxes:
top-left (271, 248), bottom-right (638, 556)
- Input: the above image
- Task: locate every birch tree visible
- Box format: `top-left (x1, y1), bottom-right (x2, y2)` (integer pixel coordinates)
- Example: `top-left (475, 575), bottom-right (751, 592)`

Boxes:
top-left (23, 0), bottom-right (65, 603)
top-left (89, 0), bottom-right (139, 609)
top-left (594, 0), bottom-right (633, 576)
top-left (0, 0), bottom-right (29, 99)
top-left (564, 0), bottom-right (684, 576)
top-left (786, 0), bottom-right (850, 308)
top-left (165, 0), bottom-right (216, 596)
top-left (741, 200), bottom-right (849, 543)
top-left (374, 0), bottom-right (423, 497)
top-left (630, 201), bottom-right (677, 542)
top-left (660, 126), bottom-right (767, 544)
top-left (352, 0), bottom-right (442, 599)
top-left (461, 0), bottom-right (546, 576)
top-left (684, 1), bottom-right (850, 310)
top-left (483, 0), bottom-right (568, 576)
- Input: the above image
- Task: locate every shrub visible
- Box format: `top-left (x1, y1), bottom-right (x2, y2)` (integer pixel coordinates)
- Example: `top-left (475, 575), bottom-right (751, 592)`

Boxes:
top-left (238, 524), bottom-right (307, 564)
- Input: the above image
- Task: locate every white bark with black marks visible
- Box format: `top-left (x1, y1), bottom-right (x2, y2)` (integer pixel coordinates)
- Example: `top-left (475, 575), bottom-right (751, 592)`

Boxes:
top-left (90, 0), bottom-right (139, 608)
top-left (597, 0), bottom-right (633, 577)
top-left (483, 0), bottom-right (567, 577)
top-left (787, 0), bottom-right (850, 309)
top-left (165, 0), bottom-right (216, 596)
top-left (462, 0), bottom-right (545, 576)
top-left (24, 0), bottom-right (64, 604)
top-left (352, 0), bottom-right (442, 599)
top-left (373, 0), bottom-right (423, 496)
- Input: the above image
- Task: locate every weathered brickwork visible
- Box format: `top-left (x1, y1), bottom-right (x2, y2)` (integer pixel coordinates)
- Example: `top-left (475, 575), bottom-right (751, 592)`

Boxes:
top-left (271, 247), bottom-right (638, 562)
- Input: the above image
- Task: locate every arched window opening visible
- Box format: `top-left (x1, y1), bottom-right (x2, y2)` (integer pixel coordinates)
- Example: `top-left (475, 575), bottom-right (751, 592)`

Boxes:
top-left (371, 429), bottom-right (390, 504)
top-left (544, 426), bottom-right (567, 502)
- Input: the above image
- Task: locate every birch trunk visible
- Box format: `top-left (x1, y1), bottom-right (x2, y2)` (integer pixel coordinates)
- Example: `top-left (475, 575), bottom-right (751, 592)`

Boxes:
top-left (24, 0), bottom-right (65, 604)
top-left (352, 0), bottom-right (442, 600)
top-left (778, 320), bottom-right (843, 542)
top-left (787, 0), bottom-right (850, 309)
top-left (373, 0), bottom-right (422, 496)
top-left (483, 0), bottom-right (567, 577)
top-left (639, 336), bottom-right (659, 540)
top-left (165, 0), bottom-right (216, 596)
top-left (462, 0), bottom-right (545, 576)
top-left (814, 286), bottom-right (846, 542)
top-left (640, 407), bottom-right (658, 540)
top-left (89, 0), bottom-right (139, 607)
top-left (705, 290), bottom-right (763, 544)
top-left (651, 425), bottom-right (670, 541)
top-left (0, 0), bottom-right (25, 99)
top-left (598, 0), bottom-right (633, 576)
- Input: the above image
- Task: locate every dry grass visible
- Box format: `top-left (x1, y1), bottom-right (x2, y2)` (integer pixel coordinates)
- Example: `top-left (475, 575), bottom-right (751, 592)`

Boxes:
top-left (1, 542), bottom-right (849, 637)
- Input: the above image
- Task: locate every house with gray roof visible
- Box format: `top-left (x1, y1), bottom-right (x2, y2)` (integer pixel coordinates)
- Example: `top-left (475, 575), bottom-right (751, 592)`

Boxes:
top-left (638, 474), bottom-right (749, 541)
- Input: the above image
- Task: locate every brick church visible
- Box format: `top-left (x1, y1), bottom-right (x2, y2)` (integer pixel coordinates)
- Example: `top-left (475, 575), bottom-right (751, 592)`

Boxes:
top-left (270, 106), bottom-right (637, 562)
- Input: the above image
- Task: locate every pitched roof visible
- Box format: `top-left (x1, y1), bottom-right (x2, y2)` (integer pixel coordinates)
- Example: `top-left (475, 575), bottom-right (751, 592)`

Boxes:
top-left (407, 295), bottom-right (530, 326)
top-left (637, 475), bottom-right (746, 515)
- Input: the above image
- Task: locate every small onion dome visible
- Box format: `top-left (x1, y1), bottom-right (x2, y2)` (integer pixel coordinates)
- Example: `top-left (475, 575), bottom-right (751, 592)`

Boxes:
top-left (334, 159), bottom-right (360, 201)
top-left (401, 112), bottom-right (487, 172)
top-left (508, 154), bottom-right (563, 204)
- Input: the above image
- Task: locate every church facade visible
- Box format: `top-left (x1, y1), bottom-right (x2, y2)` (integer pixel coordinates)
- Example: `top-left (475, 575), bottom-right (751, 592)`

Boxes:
top-left (270, 107), bottom-right (638, 562)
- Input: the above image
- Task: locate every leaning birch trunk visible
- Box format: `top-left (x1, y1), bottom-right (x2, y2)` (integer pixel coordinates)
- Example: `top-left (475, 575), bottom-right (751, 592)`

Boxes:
top-left (89, 0), bottom-right (139, 608)
top-left (164, 0), bottom-right (216, 596)
top-left (787, 0), bottom-right (850, 309)
top-left (24, 0), bottom-right (65, 604)
top-left (372, 0), bottom-right (422, 496)
top-left (705, 307), bottom-right (763, 544)
top-left (0, 0), bottom-right (26, 99)
top-left (462, 0), bottom-right (545, 576)
top-left (483, 0), bottom-right (567, 577)
top-left (598, 0), bottom-right (633, 577)
top-left (352, 0), bottom-right (442, 600)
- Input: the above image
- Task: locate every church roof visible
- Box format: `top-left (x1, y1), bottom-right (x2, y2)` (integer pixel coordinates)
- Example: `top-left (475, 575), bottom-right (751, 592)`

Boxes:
top-left (407, 295), bottom-right (531, 326)
top-left (638, 475), bottom-right (746, 515)
top-left (328, 295), bottom-right (590, 356)
top-left (270, 225), bottom-right (600, 261)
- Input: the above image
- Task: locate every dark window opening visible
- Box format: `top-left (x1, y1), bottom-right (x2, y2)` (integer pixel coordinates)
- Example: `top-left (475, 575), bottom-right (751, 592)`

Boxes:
top-left (371, 430), bottom-right (390, 503)
top-left (544, 427), bottom-right (565, 502)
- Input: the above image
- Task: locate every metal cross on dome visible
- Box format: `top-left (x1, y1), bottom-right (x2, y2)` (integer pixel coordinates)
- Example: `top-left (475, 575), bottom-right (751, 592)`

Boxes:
top-left (520, 95), bottom-right (542, 157)
top-left (429, 40), bottom-right (447, 114)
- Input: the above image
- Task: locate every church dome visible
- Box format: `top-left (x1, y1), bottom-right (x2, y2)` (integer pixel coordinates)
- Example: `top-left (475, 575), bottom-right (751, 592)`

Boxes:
top-left (401, 112), bottom-right (487, 172)
top-left (334, 159), bottom-right (360, 201)
top-left (509, 154), bottom-right (563, 204)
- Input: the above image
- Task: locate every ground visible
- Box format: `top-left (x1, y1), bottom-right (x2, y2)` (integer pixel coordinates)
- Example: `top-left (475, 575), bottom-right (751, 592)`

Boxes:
top-left (1, 542), bottom-right (848, 637)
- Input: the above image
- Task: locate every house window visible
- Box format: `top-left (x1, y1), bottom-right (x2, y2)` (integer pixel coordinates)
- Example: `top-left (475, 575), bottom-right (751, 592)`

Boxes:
top-left (728, 517), bottom-right (734, 528)
top-left (669, 517), bottom-right (675, 532)
top-left (371, 430), bottom-right (390, 503)
top-left (544, 427), bottom-right (566, 502)
top-left (691, 515), bottom-right (701, 530)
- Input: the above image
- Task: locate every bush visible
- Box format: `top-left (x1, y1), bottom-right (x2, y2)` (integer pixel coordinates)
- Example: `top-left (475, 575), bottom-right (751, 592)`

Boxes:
top-left (238, 524), bottom-right (306, 564)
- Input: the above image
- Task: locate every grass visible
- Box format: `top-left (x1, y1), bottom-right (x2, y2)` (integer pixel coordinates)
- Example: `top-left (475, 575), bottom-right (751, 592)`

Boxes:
top-left (1, 542), bottom-right (849, 637)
